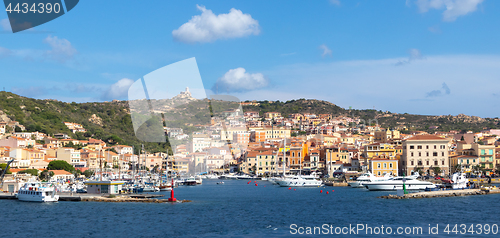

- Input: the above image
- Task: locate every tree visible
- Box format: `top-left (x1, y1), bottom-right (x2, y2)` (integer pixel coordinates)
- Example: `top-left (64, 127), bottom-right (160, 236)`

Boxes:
top-left (83, 170), bottom-right (94, 178)
top-left (14, 126), bottom-right (22, 132)
top-left (452, 164), bottom-right (462, 173)
top-left (18, 169), bottom-right (39, 176)
top-left (47, 160), bottom-right (75, 173)
top-left (39, 170), bottom-right (54, 181)
top-left (432, 166), bottom-right (442, 176)
top-left (0, 163), bottom-right (12, 174)
top-left (413, 166), bottom-right (424, 176)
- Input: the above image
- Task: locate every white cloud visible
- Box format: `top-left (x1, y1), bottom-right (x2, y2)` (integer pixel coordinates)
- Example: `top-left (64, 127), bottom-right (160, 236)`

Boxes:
top-left (1, 18), bottom-right (11, 31)
top-left (213, 68), bottom-right (268, 92)
top-left (102, 78), bottom-right (134, 100)
top-left (330, 0), bottom-right (341, 6)
top-left (43, 35), bottom-right (77, 62)
top-left (395, 48), bottom-right (424, 66)
top-left (415, 0), bottom-right (483, 22)
top-left (172, 5), bottom-right (260, 43)
top-left (319, 44), bottom-right (332, 57)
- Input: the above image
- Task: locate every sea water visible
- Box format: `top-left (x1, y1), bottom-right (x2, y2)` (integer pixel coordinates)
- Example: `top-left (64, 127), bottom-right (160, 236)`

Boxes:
top-left (1, 180), bottom-right (499, 237)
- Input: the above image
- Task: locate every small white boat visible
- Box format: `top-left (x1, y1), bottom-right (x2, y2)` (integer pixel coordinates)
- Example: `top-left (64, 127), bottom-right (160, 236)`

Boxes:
top-left (17, 182), bottom-right (59, 202)
top-left (205, 174), bottom-right (220, 179)
top-left (236, 174), bottom-right (253, 180)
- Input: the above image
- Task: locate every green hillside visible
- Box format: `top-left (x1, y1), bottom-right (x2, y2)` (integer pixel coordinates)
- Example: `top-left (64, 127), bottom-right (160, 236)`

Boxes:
top-left (0, 92), bottom-right (498, 154)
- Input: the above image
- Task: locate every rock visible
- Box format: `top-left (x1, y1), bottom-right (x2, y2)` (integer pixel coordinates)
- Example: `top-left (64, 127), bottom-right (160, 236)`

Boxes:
top-left (88, 114), bottom-right (103, 126)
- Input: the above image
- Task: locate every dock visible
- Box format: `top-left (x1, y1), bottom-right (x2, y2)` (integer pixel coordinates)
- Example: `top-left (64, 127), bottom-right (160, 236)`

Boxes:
top-left (380, 188), bottom-right (500, 199)
top-left (324, 182), bottom-right (349, 187)
top-left (0, 193), bottom-right (189, 203)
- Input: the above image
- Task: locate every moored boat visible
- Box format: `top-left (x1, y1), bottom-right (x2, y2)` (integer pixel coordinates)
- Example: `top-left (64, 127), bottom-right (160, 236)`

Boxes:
top-left (17, 182), bottom-right (59, 202)
top-left (277, 175), bottom-right (323, 187)
top-left (363, 174), bottom-right (436, 191)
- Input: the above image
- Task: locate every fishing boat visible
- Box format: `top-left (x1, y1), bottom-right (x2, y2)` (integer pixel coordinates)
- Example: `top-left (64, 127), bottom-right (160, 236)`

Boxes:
top-left (17, 182), bottom-right (59, 202)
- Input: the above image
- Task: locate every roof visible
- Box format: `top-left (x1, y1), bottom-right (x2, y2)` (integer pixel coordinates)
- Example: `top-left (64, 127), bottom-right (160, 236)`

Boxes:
top-left (406, 135), bottom-right (447, 141)
top-left (49, 170), bottom-right (73, 175)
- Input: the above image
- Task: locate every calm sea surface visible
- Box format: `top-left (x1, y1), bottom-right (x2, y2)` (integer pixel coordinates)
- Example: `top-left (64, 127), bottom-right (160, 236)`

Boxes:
top-left (1, 180), bottom-right (499, 237)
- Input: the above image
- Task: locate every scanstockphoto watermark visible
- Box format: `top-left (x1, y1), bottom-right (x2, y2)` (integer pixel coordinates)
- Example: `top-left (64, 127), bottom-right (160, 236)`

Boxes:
top-left (290, 224), bottom-right (434, 235)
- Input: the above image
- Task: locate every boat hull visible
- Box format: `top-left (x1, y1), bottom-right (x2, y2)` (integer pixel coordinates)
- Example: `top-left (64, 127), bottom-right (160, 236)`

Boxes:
top-left (17, 194), bottom-right (59, 202)
top-left (365, 183), bottom-right (436, 191)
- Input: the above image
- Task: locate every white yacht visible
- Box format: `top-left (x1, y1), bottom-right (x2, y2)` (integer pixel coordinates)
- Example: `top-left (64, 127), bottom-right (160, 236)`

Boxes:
top-left (348, 172), bottom-right (394, 188)
top-left (17, 182), bottom-right (59, 202)
top-left (363, 174), bottom-right (436, 191)
top-left (205, 174), bottom-right (220, 179)
top-left (236, 174), bottom-right (253, 180)
top-left (277, 175), bottom-right (323, 187)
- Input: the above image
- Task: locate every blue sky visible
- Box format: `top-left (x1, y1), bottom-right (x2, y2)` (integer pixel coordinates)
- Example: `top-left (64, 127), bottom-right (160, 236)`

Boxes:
top-left (0, 0), bottom-right (499, 118)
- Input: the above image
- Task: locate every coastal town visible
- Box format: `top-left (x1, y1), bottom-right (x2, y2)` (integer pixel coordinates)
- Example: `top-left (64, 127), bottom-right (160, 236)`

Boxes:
top-left (0, 88), bottom-right (499, 194)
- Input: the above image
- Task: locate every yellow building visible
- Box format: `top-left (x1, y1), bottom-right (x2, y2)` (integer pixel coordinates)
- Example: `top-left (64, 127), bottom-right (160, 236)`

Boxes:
top-left (256, 150), bottom-right (277, 175)
top-left (249, 126), bottom-right (291, 140)
top-left (363, 143), bottom-right (397, 159)
top-left (370, 158), bottom-right (398, 176)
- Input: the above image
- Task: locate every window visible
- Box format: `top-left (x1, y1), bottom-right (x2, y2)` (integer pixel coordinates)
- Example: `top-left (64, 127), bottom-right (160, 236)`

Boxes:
top-left (434, 161), bottom-right (438, 166)
top-left (418, 161), bottom-right (422, 166)
top-left (418, 152), bottom-right (421, 157)
top-left (410, 145), bottom-right (414, 150)
top-left (433, 152), bottom-right (438, 157)
top-left (442, 161), bottom-right (445, 165)
top-left (411, 161), bottom-right (414, 166)
top-left (411, 152), bottom-right (414, 156)
top-left (442, 152), bottom-right (444, 156)
top-left (426, 152), bottom-right (429, 156)
top-left (426, 161), bottom-right (429, 165)
top-left (378, 171), bottom-right (381, 176)
top-left (417, 145), bottom-right (422, 149)
top-left (389, 163), bottom-right (393, 168)
top-left (434, 145), bottom-right (437, 149)
top-left (481, 149), bottom-right (485, 155)
top-left (383, 163), bottom-right (387, 168)
top-left (377, 163), bottom-right (381, 168)
top-left (489, 149), bottom-right (493, 155)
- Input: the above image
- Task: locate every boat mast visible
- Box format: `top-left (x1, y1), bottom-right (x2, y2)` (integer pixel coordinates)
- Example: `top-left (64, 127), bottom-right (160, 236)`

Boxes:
top-left (283, 134), bottom-right (286, 178)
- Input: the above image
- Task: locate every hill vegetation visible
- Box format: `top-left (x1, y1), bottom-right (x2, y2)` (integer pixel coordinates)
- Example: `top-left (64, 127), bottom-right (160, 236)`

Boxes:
top-left (0, 92), bottom-right (498, 153)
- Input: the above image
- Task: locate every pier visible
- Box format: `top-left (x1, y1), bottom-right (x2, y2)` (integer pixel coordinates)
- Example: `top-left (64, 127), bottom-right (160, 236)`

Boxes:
top-left (324, 182), bottom-right (349, 187)
top-left (0, 193), bottom-right (190, 203)
top-left (380, 188), bottom-right (500, 199)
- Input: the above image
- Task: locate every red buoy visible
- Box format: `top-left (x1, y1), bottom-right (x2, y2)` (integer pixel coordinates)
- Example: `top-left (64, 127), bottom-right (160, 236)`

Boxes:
top-left (168, 178), bottom-right (176, 202)
top-left (247, 181), bottom-right (250, 184)
top-left (288, 187), bottom-right (291, 190)
top-left (294, 189), bottom-right (296, 191)
top-left (326, 191), bottom-right (329, 194)
top-left (320, 190), bottom-right (323, 193)
top-left (254, 181), bottom-right (257, 183)
top-left (332, 190), bottom-right (334, 192)
top-left (255, 183), bottom-right (258, 186)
